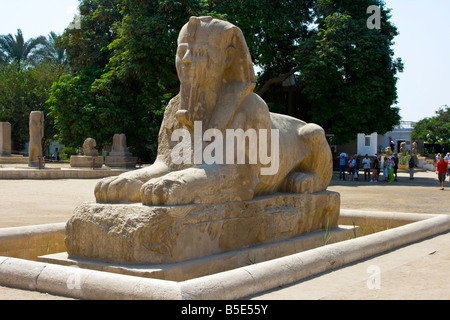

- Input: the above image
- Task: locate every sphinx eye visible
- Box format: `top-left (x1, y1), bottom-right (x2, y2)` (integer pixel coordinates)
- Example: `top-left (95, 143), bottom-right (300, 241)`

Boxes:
top-left (197, 47), bottom-right (206, 56)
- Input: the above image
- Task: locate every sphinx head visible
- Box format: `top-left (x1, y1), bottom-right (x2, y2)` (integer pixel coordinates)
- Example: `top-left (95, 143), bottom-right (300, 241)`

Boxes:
top-left (175, 16), bottom-right (255, 131)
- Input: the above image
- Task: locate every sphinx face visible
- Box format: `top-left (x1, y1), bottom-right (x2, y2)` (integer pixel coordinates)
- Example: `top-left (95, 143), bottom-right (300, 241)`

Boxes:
top-left (175, 24), bottom-right (228, 131)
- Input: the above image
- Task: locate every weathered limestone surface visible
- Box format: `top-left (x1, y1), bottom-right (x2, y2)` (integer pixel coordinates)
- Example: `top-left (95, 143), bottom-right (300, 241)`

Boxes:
top-left (70, 156), bottom-right (103, 168)
top-left (66, 17), bottom-right (338, 265)
top-left (104, 134), bottom-right (137, 168)
top-left (70, 138), bottom-right (103, 168)
top-left (65, 191), bottom-right (340, 264)
top-left (0, 122), bottom-right (11, 156)
top-left (28, 111), bottom-right (44, 167)
top-left (82, 138), bottom-right (99, 157)
top-left (94, 16), bottom-right (333, 205)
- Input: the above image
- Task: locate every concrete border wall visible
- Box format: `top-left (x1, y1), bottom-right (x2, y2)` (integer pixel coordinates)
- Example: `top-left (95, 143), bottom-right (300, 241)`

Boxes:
top-left (1, 211), bottom-right (450, 300)
top-left (0, 223), bottom-right (66, 260)
top-left (0, 168), bottom-right (129, 179)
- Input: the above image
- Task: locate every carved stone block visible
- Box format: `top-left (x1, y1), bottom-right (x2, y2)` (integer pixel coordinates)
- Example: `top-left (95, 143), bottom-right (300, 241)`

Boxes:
top-left (65, 191), bottom-right (340, 264)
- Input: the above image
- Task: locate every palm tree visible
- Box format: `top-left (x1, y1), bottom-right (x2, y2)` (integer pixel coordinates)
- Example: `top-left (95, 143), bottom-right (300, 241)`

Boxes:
top-left (45, 31), bottom-right (67, 66)
top-left (0, 29), bottom-right (48, 70)
top-left (0, 50), bottom-right (7, 64)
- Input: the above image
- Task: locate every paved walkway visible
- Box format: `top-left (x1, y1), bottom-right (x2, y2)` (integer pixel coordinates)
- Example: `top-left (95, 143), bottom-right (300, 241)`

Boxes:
top-left (0, 169), bottom-right (449, 299)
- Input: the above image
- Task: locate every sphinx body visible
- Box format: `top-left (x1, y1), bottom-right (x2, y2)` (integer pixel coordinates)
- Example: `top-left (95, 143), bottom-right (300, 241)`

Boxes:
top-left (95, 16), bottom-right (332, 205)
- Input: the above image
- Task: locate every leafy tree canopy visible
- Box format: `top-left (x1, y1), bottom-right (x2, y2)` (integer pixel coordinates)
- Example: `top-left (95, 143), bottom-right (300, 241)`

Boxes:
top-left (47, 0), bottom-right (403, 161)
top-left (411, 105), bottom-right (450, 152)
top-left (0, 62), bottom-right (63, 152)
top-left (298, 0), bottom-right (403, 144)
top-left (0, 29), bottom-right (48, 71)
top-left (0, 29), bottom-right (67, 152)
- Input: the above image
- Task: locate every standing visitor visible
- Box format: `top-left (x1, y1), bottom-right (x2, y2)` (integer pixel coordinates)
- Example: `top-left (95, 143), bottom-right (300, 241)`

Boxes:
top-left (389, 156), bottom-right (395, 183)
top-left (436, 155), bottom-right (448, 190)
top-left (383, 156), bottom-right (389, 181)
top-left (54, 147), bottom-right (60, 161)
top-left (371, 155), bottom-right (379, 182)
top-left (362, 154), bottom-right (371, 181)
top-left (354, 155), bottom-right (360, 181)
top-left (393, 153), bottom-right (399, 182)
top-left (445, 153), bottom-right (450, 182)
top-left (339, 152), bottom-right (348, 181)
top-left (409, 155), bottom-right (415, 180)
top-left (347, 156), bottom-right (355, 181)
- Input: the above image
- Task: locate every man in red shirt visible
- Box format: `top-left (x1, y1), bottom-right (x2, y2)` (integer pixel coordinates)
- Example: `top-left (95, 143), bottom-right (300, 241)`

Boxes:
top-left (436, 155), bottom-right (448, 190)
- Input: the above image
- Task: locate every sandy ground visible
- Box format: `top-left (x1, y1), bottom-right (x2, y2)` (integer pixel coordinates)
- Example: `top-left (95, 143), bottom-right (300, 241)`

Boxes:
top-left (329, 169), bottom-right (449, 214)
top-left (0, 168), bottom-right (449, 299)
top-left (0, 178), bottom-right (98, 228)
top-left (0, 169), bottom-right (447, 228)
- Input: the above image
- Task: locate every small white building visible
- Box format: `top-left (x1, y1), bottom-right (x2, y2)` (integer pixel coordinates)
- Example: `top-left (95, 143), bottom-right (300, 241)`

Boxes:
top-left (357, 121), bottom-right (416, 155)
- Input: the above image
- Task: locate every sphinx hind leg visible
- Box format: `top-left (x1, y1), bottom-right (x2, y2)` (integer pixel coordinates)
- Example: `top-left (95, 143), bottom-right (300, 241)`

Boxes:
top-left (277, 122), bottom-right (332, 195)
top-left (280, 171), bottom-right (318, 194)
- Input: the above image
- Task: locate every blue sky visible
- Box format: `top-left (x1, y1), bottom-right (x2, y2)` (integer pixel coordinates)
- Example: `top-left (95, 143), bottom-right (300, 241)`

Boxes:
top-left (0, 0), bottom-right (448, 122)
top-left (384, 0), bottom-right (450, 122)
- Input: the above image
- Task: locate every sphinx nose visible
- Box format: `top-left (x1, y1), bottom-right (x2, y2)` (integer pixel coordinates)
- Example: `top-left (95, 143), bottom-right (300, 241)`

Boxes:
top-left (182, 52), bottom-right (192, 66)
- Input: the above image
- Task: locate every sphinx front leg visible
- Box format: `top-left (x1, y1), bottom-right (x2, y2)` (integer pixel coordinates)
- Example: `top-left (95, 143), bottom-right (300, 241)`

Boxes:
top-left (140, 164), bottom-right (256, 205)
top-left (95, 160), bottom-right (170, 203)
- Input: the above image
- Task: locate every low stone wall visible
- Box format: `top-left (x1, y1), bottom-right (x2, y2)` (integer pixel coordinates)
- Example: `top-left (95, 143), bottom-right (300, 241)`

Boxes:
top-left (339, 210), bottom-right (435, 234)
top-left (0, 223), bottom-right (66, 260)
top-left (0, 168), bottom-right (129, 179)
top-left (0, 155), bottom-right (28, 164)
top-left (40, 225), bottom-right (361, 282)
top-left (1, 211), bottom-right (449, 300)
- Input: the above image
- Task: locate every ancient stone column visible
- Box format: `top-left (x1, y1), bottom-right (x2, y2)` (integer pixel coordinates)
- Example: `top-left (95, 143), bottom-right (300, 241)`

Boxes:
top-left (0, 122), bottom-right (11, 156)
top-left (28, 111), bottom-right (44, 167)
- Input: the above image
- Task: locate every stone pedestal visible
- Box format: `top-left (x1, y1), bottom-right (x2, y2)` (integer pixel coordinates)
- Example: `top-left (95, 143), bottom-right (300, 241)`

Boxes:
top-left (70, 155), bottom-right (103, 168)
top-left (0, 122), bottom-right (11, 156)
top-left (105, 153), bottom-right (137, 168)
top-left (65, 191), bottom-right (340, 265)
top-left (0, 155), bottom-right (28, 164)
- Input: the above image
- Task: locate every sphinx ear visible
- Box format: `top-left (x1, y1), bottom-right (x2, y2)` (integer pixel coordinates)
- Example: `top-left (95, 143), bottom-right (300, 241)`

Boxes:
top-left (225, 45), bottom-right (235, 68)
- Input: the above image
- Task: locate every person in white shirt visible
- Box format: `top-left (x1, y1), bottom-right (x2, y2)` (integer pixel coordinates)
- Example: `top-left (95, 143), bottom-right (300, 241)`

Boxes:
top-left (362, 154), bottom-right (371, 181)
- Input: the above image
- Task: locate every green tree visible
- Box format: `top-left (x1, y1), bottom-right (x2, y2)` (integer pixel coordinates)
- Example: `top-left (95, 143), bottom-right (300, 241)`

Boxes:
top-left (207, 0), bottom-right (315, 95)
top-left (0, 50), bottom-right (7, 64)
top-left (0, 62), bottom-right (63, 152)
top-left (48, 0), bottom-right (124, 152)
top-left (49, 0), bottom-right (205, 160)
top-left (48, 0), bottom-right (403, 160)
top-left (298, 0), bottom-right (403, 144)
top-left (45, 32), bottom-right (68, 66)
top-left (0, 29), bottom-right (48, 71)
top-left (411, 105), bottom-right (450, 153)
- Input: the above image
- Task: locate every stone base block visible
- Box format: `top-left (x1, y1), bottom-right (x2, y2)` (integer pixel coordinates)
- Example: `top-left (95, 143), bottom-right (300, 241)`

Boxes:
top-left (65, 191), bottom-right (340, 265)
top-left (44, 224), bottom-right (356, 281)
top-left (0, 155), bottom-right (28, 164)
top-left (105, 155), bottom-right (137, 168)
top-left (70, 155), bottom-right (103, 168)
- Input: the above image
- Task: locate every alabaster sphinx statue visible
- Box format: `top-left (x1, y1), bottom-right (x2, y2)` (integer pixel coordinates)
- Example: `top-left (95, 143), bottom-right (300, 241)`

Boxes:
top-left (65, 17), bottom-right (338, 265)
top-left (94, 16), bottom-right (332, 205)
